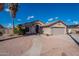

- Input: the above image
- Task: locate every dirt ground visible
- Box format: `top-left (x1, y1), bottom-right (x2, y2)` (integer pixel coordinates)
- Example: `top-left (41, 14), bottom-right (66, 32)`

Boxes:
top-left (0, 34), bottom-right (79, 56)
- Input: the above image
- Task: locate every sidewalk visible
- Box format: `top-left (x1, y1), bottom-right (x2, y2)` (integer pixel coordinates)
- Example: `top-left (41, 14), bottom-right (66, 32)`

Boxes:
top-left (69, 34), bottom-right (79, 45)
top-left (0, 34), bottom-right (22, 41)
top-left (70, 34), bottom-right (79, 42)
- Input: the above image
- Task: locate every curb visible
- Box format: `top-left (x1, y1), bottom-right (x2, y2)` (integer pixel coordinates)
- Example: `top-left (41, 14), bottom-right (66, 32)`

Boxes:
top-left (68, 34), bottom-right (79, 45)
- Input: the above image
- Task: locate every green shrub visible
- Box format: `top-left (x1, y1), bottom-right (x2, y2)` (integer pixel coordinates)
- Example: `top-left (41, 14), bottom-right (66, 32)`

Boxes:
top-left (14, 26), bottom-right (25, 35)
top-left (14, 28), bottom-right (22, 35)
top-left (14, 28), bottom-right (18, 34)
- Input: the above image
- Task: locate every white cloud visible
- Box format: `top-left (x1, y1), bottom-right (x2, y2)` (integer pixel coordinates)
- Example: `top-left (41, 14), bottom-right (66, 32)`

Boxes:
top-left (17, 19), bottom-right (21, 22)
top-left (48, 18), bottom-right (53, 21)
top-left (73, 21), bottom-right (79, 24)
top-left (27, 16), bottom-right (34, 20)
top-left (4, 8), bottom-right (10, 12)
top-left (55, 17), bottom-right (59, 19)
top-left (7, 23), bottom-right (12, 28)
top-left (48, 17), bottom-right (58, 22)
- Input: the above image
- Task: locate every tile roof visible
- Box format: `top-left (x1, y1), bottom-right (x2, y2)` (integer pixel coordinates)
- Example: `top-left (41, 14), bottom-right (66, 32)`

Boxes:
top-left (42, 20), bottom-right (67, 28)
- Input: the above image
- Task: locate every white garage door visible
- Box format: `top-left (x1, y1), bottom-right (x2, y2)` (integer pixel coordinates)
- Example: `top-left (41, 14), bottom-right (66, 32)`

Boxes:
top-left (51, 28), bottom-right (65, 35)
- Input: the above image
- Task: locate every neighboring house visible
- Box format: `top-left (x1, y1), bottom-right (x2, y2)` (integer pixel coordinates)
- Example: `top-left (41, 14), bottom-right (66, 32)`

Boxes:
top-left (42, 20), bottom-right (68, 35)
top-left (5, 28), bottom-right (13, 34)
top-left (17, 20), bottom-right (45, 34)
top-left (68, 25), bottom-right (79, 34)
top-left (0, 25), bottom-right (12, 35)
top-left (0, 24), bottom-right (5, 34)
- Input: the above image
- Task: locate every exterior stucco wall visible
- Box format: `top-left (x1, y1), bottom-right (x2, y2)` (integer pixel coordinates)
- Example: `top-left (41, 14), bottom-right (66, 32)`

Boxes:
top-left (43, 27), bottom-right (52, 35)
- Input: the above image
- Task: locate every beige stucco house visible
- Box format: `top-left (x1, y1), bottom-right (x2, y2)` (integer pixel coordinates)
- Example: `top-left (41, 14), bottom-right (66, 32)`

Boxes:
top-left (5, 28), bottom-right (13, 34)
top-left (17, 20), bottom-right (45, 34)
top-left (17, 20), bottom-right (69, 35)
top-left (68, 25), bottom-right (79, 34)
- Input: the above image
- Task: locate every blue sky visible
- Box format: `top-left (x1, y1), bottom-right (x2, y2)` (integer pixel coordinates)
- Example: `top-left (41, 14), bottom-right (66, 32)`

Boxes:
top-left (0, 3), bottom-right (79, 28)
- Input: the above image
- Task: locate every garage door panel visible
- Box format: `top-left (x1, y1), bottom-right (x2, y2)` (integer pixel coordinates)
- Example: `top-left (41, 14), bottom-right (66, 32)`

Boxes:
top-left (51, 28), bottom-right (65, 35)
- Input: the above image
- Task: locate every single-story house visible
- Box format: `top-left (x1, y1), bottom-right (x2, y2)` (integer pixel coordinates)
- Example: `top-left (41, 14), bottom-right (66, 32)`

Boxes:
top-left (17, 20), bottom-right (45, 34)
top-left (42, 20), bottom-right (68, 35)
top-left (0, 24), bottom-right (5, 34)
top-left (67, 25), bottom-right (79, 34)
top-left (17, 20), bottom-right (69, 35)
top-left (5, 28), bottom-right (13, 34)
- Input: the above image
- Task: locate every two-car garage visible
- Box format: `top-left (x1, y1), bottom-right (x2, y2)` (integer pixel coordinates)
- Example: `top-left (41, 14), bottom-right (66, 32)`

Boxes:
top-left (43, 20), bottom-right (68, 35)
top-left (51, 27), bottom-right (66, 35)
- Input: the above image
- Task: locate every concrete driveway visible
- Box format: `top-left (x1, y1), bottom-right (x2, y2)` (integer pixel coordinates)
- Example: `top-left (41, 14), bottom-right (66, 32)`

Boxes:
top-left (40, 34), bottom-right (79, 56)
top-left (23, 34), bottom-right (79, 56)
top-left (0, 34), bottom-right (79, 56)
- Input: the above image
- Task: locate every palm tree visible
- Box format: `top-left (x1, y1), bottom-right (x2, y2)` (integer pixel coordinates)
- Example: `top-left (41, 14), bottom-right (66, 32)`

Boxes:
top-left (8, 3), bottom-right (18, 33)
top-left (0, 3), bottom-right (18, 34)
top-left (0, 3), bottom-right (4, 11)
